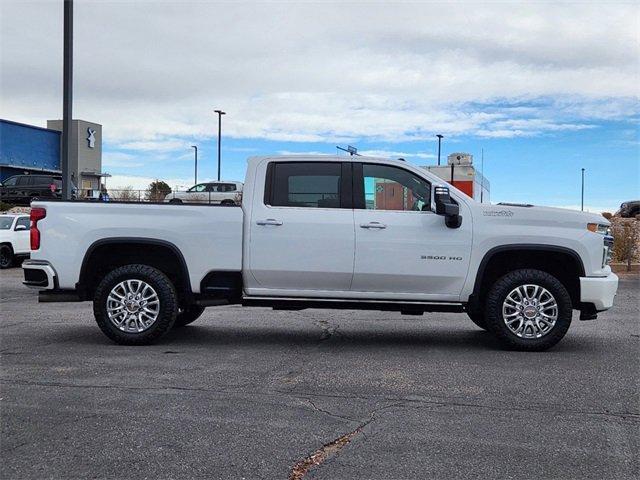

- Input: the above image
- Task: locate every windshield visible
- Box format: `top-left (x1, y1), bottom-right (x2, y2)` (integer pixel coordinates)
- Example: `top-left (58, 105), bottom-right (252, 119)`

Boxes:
top-left (0, 217), bottom-right (14, 230)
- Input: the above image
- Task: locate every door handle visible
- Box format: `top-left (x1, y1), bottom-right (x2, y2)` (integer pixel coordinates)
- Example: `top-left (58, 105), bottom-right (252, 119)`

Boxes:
top-left (360, 222), bottom-right (387, 229)
top-left (256, 218), bottom-right (283, 226)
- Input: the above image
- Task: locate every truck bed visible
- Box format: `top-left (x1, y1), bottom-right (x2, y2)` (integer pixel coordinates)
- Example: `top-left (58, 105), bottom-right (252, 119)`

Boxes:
top-left (30, 201), bottom-right (243, 293)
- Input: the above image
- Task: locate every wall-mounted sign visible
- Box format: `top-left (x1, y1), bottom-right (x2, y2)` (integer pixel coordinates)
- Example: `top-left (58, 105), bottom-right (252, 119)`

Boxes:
top-left (87, 127), bottom-right (96, 148)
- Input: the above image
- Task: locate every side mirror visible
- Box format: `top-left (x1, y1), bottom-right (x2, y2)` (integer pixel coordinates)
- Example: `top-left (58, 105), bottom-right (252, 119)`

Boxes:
top-left (434, 186), bottom-right (462, 229)
top-left (15, 225), bottom-right (27, 231)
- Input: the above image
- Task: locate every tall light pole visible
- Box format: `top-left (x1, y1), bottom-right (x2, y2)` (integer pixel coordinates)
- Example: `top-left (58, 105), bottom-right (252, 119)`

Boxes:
top-left (436, 134), bottom-right (444, 166)
top-left (191, 146), bottom-right (198, 185)
top-left (214, 109), bottom-right (226, 181)
top-left (581, 168), bottom-right (585, 211)
top-left (62, 0), bottom-right (73, 200)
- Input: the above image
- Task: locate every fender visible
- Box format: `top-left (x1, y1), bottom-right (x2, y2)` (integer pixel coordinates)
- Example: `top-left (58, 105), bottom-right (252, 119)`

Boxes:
top-left (77, 237), bottom-right (192, 299)
top-left (469, 244), bottom-right (586, 308)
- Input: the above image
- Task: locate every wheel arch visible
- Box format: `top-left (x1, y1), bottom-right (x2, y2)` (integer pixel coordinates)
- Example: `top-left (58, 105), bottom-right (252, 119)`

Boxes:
top-left (78, 237), bottom-right (192, 302)
top-left (469, 244), bottom-right (585, 313)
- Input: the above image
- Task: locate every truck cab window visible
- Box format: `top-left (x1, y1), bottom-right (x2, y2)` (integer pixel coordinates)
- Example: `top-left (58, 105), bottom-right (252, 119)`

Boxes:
top-left (269, 162), bottom-right (342, 208)
top-left (362, 164), bottom-right (431, 212)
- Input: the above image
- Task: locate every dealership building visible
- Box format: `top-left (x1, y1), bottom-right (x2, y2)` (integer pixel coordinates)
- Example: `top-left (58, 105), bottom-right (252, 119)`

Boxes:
top-left (0, 118), bottom-right (108, 191)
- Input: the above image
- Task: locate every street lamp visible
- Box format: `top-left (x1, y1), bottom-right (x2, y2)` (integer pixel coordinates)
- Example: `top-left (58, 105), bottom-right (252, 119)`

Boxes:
top-left (581, 168), bottom-right (585, 211)
top-left (191, 146), bottom-right (198, 185)
top-left (61, 0), bottom-right (74, 200)
top-left (214, 109), bottom-right (226, 181)
top-left (436, 134), bottom-right (444, 166)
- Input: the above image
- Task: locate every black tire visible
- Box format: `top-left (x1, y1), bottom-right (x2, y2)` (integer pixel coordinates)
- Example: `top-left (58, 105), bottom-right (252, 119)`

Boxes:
top-left (467, 311), bottom-right (489, 331)
top-left (169, 199), bottom-right (182, 204)
top-left (174, 305), bottom-right (206, 327)
top-left (0, 244), bottom-right (14, 269)
top-left (93, 264), bottom-right (178, 345)
top-left (220, 199), bottom-right (235, 206)
top-left (484, 269), bottom-right (572, 351)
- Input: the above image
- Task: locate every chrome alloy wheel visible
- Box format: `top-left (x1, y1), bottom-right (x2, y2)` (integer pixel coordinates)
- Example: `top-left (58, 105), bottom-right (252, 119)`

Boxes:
top-left (106, 280), bottom-right (160, 333)
top-left (502, 284), bottom-right (558, 339)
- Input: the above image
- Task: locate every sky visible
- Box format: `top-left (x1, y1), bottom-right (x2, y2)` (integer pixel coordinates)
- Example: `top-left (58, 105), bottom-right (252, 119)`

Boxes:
top-left (1, 0), bottom-right (638, 213)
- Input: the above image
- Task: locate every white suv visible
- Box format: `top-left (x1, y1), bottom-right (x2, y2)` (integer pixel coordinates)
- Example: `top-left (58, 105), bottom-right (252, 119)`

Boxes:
top-left (164, 181), bottom-right (243, 205)
top-left (0, 214), bottom-right (31, 268)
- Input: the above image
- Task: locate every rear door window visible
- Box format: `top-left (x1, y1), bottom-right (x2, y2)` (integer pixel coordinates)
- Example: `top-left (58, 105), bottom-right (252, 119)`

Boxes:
top-left (267, 162), bottom-right (343, 208)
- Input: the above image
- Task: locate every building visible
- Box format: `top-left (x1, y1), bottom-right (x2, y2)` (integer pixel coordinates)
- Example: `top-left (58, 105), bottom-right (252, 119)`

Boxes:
top-left (0, 118), bottom-right (108, 192)
top-left (422, 152), bottom-right (490, 202)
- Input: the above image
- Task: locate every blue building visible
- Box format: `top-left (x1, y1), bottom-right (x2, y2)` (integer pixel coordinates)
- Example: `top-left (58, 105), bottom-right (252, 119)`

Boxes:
top-left (0, 119), bottom-right (61, 182)
top-left (0, 118), bottom-right (105, 190)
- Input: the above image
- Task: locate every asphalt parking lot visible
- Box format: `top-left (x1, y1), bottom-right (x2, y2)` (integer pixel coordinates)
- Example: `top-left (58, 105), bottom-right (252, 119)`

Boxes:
top-left (1, 268), bottom-right (638, 479)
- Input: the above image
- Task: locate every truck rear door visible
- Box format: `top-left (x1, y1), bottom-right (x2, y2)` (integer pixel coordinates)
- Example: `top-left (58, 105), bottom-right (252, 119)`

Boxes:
top-left (248, 161), bottom-right (355, 292)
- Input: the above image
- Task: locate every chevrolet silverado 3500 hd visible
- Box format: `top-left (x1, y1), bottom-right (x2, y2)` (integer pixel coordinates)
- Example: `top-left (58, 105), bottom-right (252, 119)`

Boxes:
top-left (22, 156), bottom-right (618, 351)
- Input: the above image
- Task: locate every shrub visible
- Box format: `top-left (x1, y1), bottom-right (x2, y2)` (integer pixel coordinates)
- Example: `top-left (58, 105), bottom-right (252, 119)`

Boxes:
top-left (0, 201), bottom-right (15, 212)
top-left (611, 219), bottom-right (640, 270)
top-left (145, 180), bottom-right (171, 202)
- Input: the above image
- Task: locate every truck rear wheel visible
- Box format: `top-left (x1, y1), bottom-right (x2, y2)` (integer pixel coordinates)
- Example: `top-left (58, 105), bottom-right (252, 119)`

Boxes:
top-left (484, 269), bottom-right (572, 351)
top-left (174, 305), bottom-right (205, 327)
top-left (93, 264), bottom-right (178, 345)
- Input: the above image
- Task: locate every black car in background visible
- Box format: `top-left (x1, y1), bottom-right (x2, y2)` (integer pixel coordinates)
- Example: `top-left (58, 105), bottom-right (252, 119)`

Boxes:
top-left (617, 200), bottom-right (640, 218)
top-left (0, 174), bottom-right (77, 205)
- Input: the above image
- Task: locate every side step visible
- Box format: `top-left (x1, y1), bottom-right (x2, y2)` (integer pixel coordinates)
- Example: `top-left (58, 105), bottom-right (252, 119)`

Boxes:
top-left (242, 296), bottom-right (464, 314)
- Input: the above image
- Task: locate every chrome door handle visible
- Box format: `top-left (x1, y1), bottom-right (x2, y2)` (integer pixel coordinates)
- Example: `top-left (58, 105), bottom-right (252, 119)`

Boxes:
top-left (256, 218), bottom-right (283, 226)
top-left (360, 222), bottom-right (387, 229)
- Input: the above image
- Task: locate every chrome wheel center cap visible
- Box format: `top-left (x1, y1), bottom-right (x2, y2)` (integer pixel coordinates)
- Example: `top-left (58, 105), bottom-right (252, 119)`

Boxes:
top-left (523, 306), bottom-right (538, 319)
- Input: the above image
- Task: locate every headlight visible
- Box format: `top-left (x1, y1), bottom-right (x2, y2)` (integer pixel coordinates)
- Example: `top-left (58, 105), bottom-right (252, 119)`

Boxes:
top-left (602, 236), bottom-right (614, 267)
top-left (587, 223), bottom-right (611, 236)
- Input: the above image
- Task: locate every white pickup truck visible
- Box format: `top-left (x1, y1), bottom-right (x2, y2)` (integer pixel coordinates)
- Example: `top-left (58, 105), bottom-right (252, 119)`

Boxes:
top-left (22, 155), bottom-right (618, 351)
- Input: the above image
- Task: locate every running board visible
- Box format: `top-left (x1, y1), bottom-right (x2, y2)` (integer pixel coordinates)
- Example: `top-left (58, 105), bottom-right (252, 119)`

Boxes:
top-left (241, 296), bottom-right (464, 314)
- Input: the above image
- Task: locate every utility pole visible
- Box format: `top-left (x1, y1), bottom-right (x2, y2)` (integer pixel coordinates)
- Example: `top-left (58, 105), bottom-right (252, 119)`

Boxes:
top-left (62, 0), bottom-right (73, 199)
top-left (581, 168), bottom-right (585, 211)
top-left (191, 146), bottom-right (198, 185)
top-left (214, 109), bottom-right (225, 181)
top-left (436, 134), bottom-right (443, 166)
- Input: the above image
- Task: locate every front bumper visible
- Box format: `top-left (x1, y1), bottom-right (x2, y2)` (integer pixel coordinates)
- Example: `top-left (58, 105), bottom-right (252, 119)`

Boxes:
top-left (22, 260), bottom-right (56, 289)
top-left (580, 273), bottom-right (619, 311)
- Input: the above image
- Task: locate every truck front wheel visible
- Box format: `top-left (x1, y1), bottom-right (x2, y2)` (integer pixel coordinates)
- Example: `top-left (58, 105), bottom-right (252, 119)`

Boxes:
top-left (484, 269), bottom-right (572, 351)
top-left (93, 264), bottom-right (178, 345)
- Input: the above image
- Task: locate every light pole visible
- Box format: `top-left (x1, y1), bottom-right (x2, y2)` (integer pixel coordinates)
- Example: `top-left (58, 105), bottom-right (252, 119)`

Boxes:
top-left (62, 0), bottom-right (73, 200)
top-left (436, 134), bottom-right (444, 166)
top-left (581, 168), bottom-right (585, 211)
top-left (191, 146), bottom-right (198, 185)
top-left (214, 109), bottom-right (226, 181)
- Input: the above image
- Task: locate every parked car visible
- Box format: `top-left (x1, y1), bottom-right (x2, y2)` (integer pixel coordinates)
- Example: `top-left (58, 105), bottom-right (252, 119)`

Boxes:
top-left (23, 155), bottom-right (618, 351)
top-left (0, 174), bottom-right (77, 205)
top-left (616, 200), bottom-right (640, 218)
top-left (164, 181), bottom-right (243, 205)
top-left (0, 214), bottom-right (30, 268)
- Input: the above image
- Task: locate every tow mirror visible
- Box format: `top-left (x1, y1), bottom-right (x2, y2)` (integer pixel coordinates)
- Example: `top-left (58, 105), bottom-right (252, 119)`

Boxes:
top-left (434, 186), bottom-right (462, 229)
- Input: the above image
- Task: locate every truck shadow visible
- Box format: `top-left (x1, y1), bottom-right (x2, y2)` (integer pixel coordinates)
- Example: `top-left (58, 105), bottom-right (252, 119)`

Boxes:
top-left (162, 324), bottom-right (501, 352)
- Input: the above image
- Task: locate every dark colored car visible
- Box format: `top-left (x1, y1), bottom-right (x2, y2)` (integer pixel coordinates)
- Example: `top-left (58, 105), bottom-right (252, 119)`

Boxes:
top-left (617, 200), bottom-right (640, 218)
top-left (0, 174), bottom-right (76, 205)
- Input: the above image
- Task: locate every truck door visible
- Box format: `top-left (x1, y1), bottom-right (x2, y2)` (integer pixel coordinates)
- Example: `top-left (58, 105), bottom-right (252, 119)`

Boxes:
top-left (248, 161), bottom-right (355, 293)
top-left (351, 163), bottom-right (472, 300)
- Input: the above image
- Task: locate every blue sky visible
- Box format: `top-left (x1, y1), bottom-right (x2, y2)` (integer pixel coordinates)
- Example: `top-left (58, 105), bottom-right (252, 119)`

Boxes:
top-left (2, 1), bottom-right (638, 212)
top-left (102, 114), bottom-right (638, 212)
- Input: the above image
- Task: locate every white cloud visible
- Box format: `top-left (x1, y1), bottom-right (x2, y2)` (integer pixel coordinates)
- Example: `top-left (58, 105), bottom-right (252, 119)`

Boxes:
top-left (1, 1), bottom-right (638, 147)
top-left (102, 152), bottom-right (144, 168)
top-left (107, 174), bottom-right (193, 191)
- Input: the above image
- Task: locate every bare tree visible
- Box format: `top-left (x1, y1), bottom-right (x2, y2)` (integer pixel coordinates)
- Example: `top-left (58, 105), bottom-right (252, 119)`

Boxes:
top-left (612, 220), bottom-right (639, 272)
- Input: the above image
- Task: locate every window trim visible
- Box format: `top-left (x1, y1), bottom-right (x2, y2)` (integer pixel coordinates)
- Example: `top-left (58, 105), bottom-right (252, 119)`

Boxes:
top-left (263, 161), bottom-right (353, 210)
top-left (354, 162), bottom-right (434, 213)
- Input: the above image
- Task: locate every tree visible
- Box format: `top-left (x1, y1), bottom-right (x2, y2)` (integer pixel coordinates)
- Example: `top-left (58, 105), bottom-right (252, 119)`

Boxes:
top-left (145, 180), bottom-right (171, 202)
top-left (612, 219), bottom-right (639, 272)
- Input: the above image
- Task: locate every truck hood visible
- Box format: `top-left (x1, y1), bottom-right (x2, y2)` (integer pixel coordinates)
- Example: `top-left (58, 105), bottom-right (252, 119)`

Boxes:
top-left (478, 203), bottom-right (609, 228)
